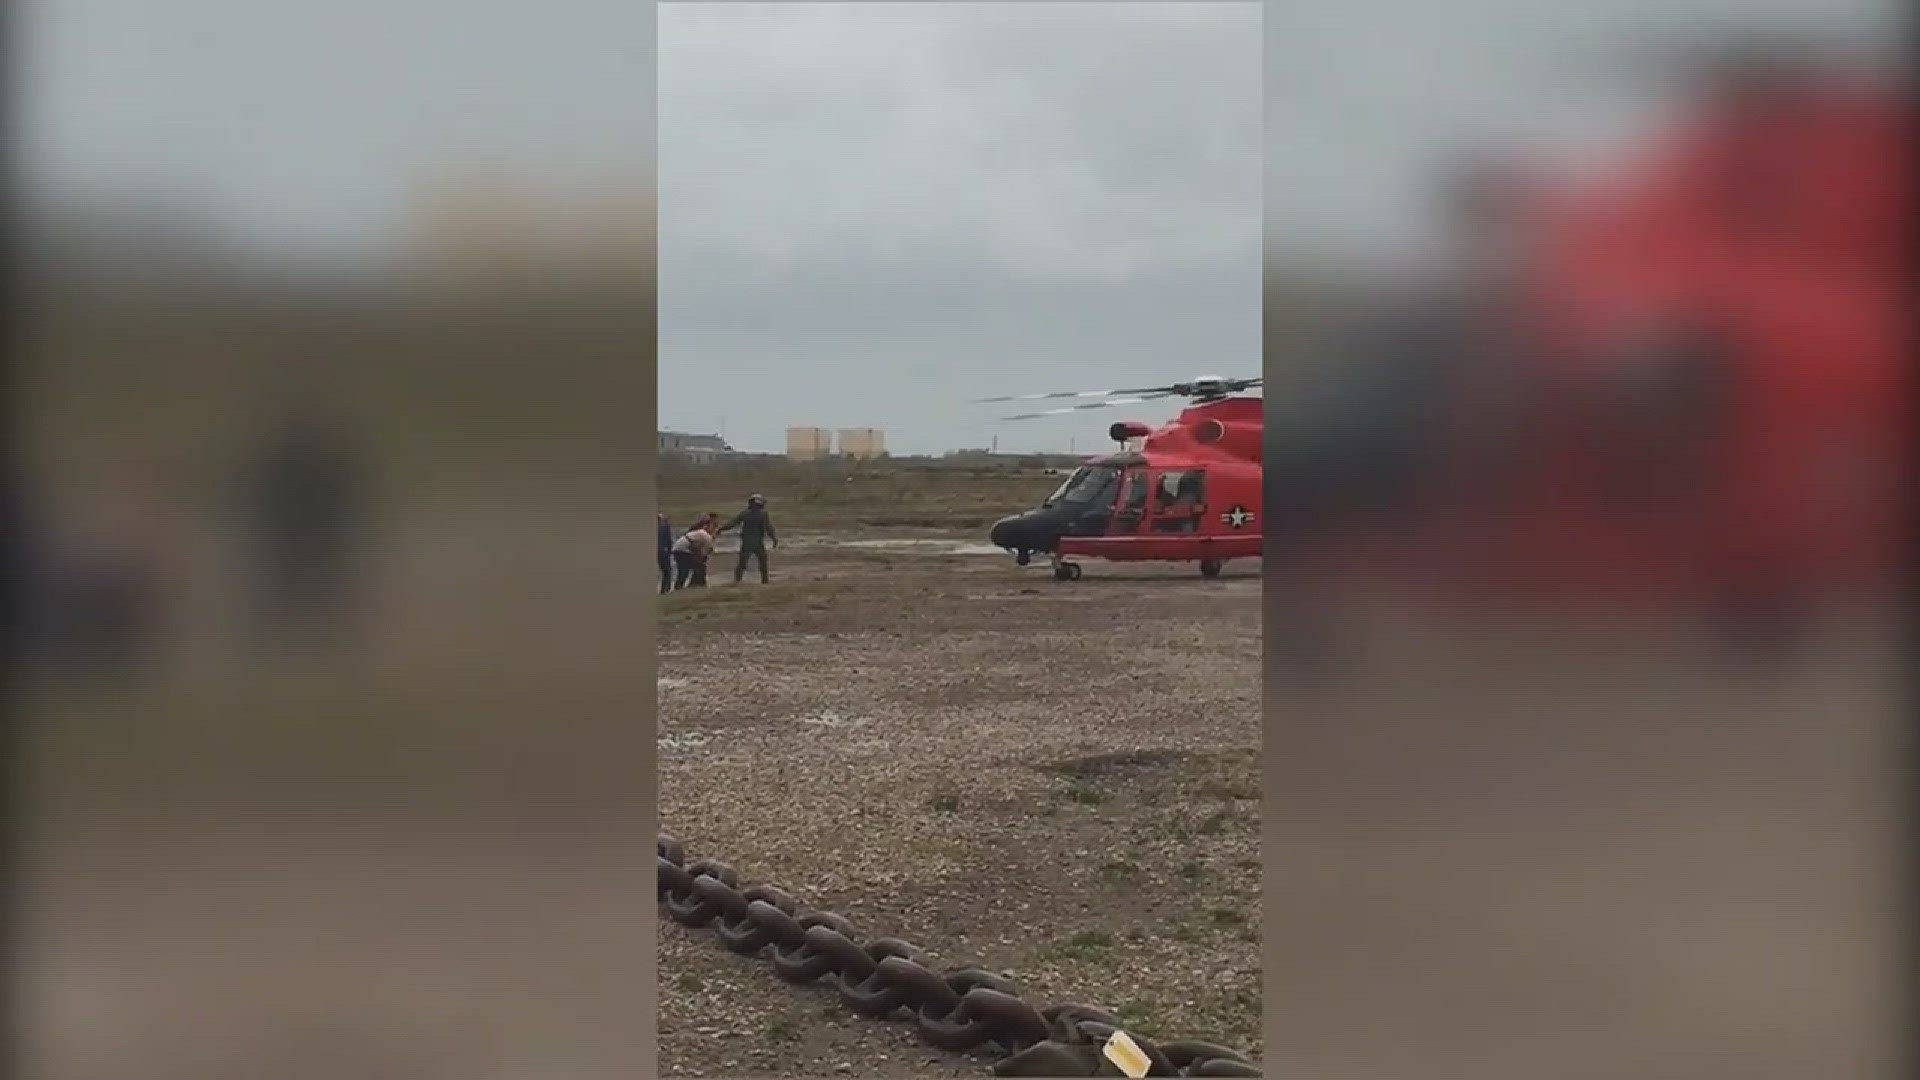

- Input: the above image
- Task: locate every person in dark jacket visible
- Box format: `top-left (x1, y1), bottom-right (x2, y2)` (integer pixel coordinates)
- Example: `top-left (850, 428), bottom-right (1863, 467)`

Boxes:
top-left (241, 399), bottom-right (364, 642)
top-left (657, 513), bottom-right (674, 594)
top-left (717, 494), bottom-right (778, 584)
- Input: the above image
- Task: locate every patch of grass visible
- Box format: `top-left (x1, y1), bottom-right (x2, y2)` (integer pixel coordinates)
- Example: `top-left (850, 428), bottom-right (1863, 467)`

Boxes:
top-left (675, 973), bottom-right (704, 993)
top-left (1159, 906), bottom-right (1251, 945)
top-left (765, 1017), bottom-right (800, 1043)
top-left (1198, 986), bottom-right (1262, 1047)
top-left (1178, 859), bottom-right (1208, 883)
top-left (927, 793), bottom-right (962, 814)
top-left (1207, 906), bottom-right (1247, 928)
top-left (660, 460), bottom-right (1058, 534)
top-left (1098, 856), bottom-right (1142, 880)
top-left (1144, 818), bottom-right (1192, 842)
top-left (1166, 917), bottom-right (1205, 944)
top-left (1115, 1001), bottom-right (1172, 1036)
top-left (1034, 929), bottom-right (1115, 963)
top-left (1198, 776), bottom-right (1260, 801)
top-left (1194, 809), bottom-right (1233, 836)
top-left (1057, 782), bottom-right (1107, 806)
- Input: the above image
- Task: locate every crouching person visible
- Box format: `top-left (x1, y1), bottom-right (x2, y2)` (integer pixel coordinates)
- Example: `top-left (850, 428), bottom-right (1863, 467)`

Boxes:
top-left (671, 515), bottom-right (717, 590)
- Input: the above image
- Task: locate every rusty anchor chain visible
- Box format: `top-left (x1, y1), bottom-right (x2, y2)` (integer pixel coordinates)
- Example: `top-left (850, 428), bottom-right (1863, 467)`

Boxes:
top-left (659, 834), bottom-right (1262, 1077)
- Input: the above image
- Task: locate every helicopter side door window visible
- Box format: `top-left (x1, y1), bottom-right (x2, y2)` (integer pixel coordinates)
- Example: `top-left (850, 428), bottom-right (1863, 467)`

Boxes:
top-left (1113, 469), bottom-right (1150, 533)
top-left (1149, 470), bottom-right (1205, 532)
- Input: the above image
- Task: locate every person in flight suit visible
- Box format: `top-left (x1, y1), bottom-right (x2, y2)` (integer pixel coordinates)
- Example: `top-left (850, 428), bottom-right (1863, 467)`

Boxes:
top-left (716, 494), bottom-right (779, 584)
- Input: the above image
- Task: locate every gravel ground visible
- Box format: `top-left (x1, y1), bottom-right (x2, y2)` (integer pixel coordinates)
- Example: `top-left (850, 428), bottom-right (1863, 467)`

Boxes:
top-left (657, 535), bottom-right (1263, 1078)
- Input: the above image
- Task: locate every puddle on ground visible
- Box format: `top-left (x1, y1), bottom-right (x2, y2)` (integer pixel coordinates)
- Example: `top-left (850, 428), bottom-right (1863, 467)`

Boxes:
top-left (839, 539), bottom-right (1005, 556)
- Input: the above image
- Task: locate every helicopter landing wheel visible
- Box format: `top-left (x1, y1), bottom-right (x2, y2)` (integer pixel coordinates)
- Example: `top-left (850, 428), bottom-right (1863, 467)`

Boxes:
top-left (1199, 558), bottom-right (1223, 579)
top-left (1054, 562), bottom-right (1082, 581)
top-left (1015, 549), bottom-right (1032, 566)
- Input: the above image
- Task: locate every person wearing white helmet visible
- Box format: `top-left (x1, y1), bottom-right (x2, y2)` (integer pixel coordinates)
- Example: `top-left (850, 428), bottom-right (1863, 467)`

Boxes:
top-left (716, 493), bottom-right (778, 584)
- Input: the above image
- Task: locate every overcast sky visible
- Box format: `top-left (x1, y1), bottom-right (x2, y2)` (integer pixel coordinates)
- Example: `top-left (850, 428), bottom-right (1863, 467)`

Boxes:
top-left (658, 2), bottom-right (1264, 455)
top-left (1261, 0), bottom-right (1897, 262)
top-left (660, 0), bottom-right (1889, 455)
top-left (21, 0), bottom-right (1893, 452)
top-left (18, 0), bottom-right (654, 255)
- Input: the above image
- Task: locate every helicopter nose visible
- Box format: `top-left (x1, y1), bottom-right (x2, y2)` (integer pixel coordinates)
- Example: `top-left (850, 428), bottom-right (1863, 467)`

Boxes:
top-left (989, 517), bottom-right (1020, 549)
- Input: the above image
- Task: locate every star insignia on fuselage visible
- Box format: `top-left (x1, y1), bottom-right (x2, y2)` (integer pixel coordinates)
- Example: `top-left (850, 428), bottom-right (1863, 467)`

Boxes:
top-left (1222, 505), bottom-right (1254, 529)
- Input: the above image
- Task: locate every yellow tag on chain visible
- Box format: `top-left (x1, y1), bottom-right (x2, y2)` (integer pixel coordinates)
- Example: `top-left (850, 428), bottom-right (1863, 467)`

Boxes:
top-left (1102, 1029), bottom-right (1152, 1078)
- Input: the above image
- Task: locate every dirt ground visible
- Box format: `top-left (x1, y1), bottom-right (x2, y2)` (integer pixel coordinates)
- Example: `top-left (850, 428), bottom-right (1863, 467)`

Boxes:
top-left (14, 506), bottom-right (660, 1080)
top-left (1259, 590), bottom-right (1904, 1080)
top-left (656, 532), bottom-right (1264, 1077)
top-left (18, 492), bottom-right (1893, 1080)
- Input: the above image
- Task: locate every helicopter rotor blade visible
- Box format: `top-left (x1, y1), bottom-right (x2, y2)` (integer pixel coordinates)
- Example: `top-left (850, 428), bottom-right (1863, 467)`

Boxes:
top-left (976, 376), bottom-right (1263, 405)
top-left (1000, 394), bottom-right (1178, 421)
top-left (972, 385), bottom-right (1184, 404)
top-left (1170, 377), bottom-right (1262, 391)
top-left (978, 375), bottom-right (1263, 419)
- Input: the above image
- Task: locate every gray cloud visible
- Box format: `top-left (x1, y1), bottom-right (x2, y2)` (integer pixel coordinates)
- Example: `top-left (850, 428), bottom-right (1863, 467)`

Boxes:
top-left (658, 2), bottom-right (1263, 454)
top-left (21, 0), bottom-right (654, 254)
top-left (1261, 0), bottom-right (1897, 261)
top-left (27, 0), bottom-right (1881, 455)
top-left (661, 2), bottom-right (1260, 287)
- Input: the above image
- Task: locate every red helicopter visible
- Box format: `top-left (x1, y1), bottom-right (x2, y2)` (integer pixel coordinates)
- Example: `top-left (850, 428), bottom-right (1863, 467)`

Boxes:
top-left (1472, 55), bottom-right (1906, 611)
top-left (982, 375), bottom-right (1263, 580)
top-left (1273, 44), bottom-right (1906, 635)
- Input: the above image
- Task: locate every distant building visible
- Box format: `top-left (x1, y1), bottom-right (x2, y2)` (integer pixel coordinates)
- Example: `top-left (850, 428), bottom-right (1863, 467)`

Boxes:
top-left (659, 430), bottom-right (733, 464)
top-left (836, 428), bottom-right (887, 460)
top-left (786, 427), bottom-right (833, 462)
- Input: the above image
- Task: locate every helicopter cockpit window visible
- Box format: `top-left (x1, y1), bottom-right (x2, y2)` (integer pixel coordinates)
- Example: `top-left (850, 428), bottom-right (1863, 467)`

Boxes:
top-left (1051, 466), bottom-right (1121, 506)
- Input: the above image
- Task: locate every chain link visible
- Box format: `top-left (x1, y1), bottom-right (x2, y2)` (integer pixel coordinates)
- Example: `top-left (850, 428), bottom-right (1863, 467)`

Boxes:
top-left (659, 834), bottom-right (1262, 1077)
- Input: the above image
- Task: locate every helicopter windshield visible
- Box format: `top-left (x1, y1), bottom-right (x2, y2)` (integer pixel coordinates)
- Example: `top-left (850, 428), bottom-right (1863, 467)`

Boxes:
top-left (1045, 466), bottom-right (1120, 507)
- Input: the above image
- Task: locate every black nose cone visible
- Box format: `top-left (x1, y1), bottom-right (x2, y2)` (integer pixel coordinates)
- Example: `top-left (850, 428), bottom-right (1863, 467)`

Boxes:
top-left (989, 516), bottom-right (1021, 549)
